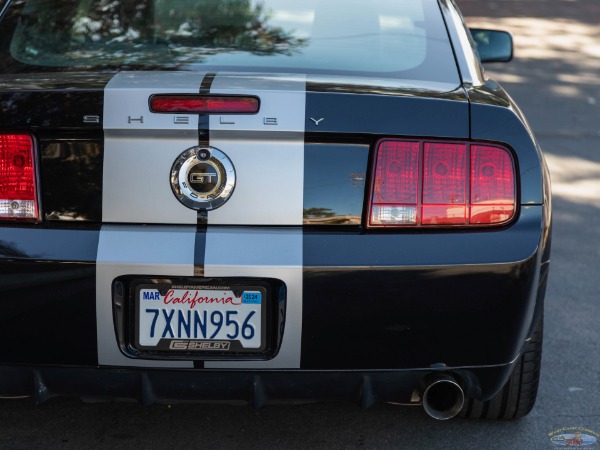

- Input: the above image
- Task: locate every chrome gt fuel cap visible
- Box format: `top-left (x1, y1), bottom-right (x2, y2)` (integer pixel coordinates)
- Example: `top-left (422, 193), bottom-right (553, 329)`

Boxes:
top-left (170, 146), bottom-right (235, 211)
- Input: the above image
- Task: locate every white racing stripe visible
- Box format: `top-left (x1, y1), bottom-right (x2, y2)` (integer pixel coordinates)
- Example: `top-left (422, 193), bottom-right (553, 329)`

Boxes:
top-left (204, 227), bottom-right (303, 369)
top-left (98, 72), bottom-right (204, 367)
top-left (103, 71), bottom-right (204, 225)
top-left (98, 72), bottom-right (306, 368)
top-left (208, 73), bottom-right (306, 226)
top-left (96, 225), bottom-right (194, 368)
top-left (205, 73), bottom-right (306, 369)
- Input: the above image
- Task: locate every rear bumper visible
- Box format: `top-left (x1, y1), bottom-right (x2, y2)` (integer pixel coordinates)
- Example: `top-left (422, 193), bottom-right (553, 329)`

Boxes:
top-left (0, 364), bottom-right (514, 405)
top-left (0, 205), bottom-right (548, 400)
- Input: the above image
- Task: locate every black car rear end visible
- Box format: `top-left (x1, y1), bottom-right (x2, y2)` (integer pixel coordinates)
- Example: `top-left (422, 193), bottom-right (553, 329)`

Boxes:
top-left (0, 0), bottom-right (550, 419)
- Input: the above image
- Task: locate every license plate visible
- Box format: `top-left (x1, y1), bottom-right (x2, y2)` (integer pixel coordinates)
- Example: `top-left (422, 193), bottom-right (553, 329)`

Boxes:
top-left (135, 283), bottom-right (265, 353)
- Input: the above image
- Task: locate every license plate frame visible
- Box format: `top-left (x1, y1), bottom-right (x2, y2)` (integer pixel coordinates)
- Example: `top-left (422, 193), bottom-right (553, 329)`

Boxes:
top-left (133, 281), bottom-right (269, 356)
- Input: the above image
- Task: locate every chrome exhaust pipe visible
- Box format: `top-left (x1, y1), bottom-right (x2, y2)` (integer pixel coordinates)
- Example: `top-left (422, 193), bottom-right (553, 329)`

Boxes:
top-left (422, 374), bottom-right (465, 420)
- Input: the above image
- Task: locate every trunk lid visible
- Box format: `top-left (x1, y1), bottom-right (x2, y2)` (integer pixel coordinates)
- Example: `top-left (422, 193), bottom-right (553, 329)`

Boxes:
top-left (1, 72), bottom-right (469, 226)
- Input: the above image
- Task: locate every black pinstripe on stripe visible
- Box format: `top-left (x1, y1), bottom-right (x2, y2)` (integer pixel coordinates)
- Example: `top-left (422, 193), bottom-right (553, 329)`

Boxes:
top-left (197, 72), bottom-right (217, 226)
top-left (198, 72), bottom-right (216, 147)
top-left (193, 73), bottom-right (214, 367)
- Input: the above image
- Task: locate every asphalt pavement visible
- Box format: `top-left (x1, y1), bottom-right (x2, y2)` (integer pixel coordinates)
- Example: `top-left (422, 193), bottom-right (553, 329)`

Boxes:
top-left (1, 1), bottom-right (599, 449)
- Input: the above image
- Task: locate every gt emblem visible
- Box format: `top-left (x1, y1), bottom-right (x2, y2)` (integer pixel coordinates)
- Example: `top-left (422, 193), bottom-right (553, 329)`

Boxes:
top-left (190, 173), bottom-right (217, 184)
top-left (170, 146), bottom-right (236, 211)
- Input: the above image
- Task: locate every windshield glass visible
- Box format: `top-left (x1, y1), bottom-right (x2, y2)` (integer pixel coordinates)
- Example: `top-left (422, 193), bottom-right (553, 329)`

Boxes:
top-left (0, 0), bottom-right (459, 83)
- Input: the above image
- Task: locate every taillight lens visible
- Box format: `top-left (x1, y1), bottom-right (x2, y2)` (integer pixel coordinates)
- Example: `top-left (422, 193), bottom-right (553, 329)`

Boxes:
top-left (368, 140), bottom-right (516, 228)
top-left (0, 134), bottom-right (40, 221)
top-left (150, 95), bottom-right (260, 114)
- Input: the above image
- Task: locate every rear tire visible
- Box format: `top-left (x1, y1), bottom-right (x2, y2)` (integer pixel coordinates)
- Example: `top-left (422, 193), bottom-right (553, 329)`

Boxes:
top-left (460, 315), bottom-right (543, 419)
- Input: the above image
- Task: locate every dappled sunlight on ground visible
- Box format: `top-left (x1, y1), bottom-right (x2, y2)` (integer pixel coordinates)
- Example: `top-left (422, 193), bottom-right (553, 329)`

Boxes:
top-left (510, 19), bottom-right (600, 61)
top-left (467, 17), bottom-right (600, 87)
top-left (545, 153), bottom-right (600, 207)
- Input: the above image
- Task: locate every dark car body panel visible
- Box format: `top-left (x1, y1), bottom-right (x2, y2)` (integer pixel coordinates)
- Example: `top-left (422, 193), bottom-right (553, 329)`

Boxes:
top-left (0, 228), bottom-right (99, 365)
top-left (305, 86), bottom-right (469, 138)
top-left (302, 206), bottom-right (544, 370)
top-left (0, 74), bottom-right (107, 129)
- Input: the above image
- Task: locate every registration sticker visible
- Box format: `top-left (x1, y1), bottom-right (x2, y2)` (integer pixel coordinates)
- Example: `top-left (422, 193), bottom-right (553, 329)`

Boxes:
top-left (136, 285), bottom-right (265, 352)
top-left (242, 291), bottom-right (262, 304)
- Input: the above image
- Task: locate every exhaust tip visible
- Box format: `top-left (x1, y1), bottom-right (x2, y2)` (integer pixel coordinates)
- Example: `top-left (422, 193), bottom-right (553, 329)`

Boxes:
top-left (422, 375), bottom-right (465, 420)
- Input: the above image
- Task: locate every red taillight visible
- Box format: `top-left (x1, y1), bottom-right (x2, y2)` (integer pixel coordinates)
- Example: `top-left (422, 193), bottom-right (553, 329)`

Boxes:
top-left (368, 140), bottom-right (516, 228)
top-left (470, 145), bottom-right (515, 224)
top-left (0, 134), bottom-right (39, 221)
top-left (149, 95), bottom-right (260, 114)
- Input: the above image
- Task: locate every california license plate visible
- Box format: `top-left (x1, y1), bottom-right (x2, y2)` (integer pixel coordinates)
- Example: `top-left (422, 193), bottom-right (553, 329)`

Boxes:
top-left (135, 283), bottom-right (266, 353)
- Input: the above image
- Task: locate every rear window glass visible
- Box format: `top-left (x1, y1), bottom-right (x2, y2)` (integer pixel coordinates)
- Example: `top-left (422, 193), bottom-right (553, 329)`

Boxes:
top-left (0, 0), bottom-right (459, 82)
